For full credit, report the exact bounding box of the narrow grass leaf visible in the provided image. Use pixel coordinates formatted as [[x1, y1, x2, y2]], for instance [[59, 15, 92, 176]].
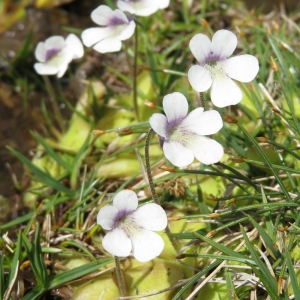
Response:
[[248, 215, 280, 260], [31, 131, 73, 172], [6, 233, 22, 289], [7, 146, 76, 197], [239, 225, 281, 299], [225, 268, 234, 300], [0, 251, 3, 300], [286, 250, 300, 298], [172, 259, 222, 300]]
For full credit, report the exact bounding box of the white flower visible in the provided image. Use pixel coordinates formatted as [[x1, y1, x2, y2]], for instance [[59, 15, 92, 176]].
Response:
[[149, 92, 224, 167], [97, 190, 167, 262], [81, 5, 136, 53], [34, 34, 84, 78], [117, 0, 169, 17], [188, 29, 259, 108]]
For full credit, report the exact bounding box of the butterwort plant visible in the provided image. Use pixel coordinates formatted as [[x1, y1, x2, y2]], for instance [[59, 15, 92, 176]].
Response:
[[117, 0, 170, 16], [97, 190, 167, 262], [188, 29, 259, 107], [149, 92, 224, 167], [34, 34, 84, 78], [81, 5, 136, 53]]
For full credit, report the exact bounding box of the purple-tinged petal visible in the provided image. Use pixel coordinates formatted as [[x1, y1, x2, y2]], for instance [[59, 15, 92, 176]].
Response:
[[44, 36, 65, 51], [34, 63, 58, 75], [211, 30, 237, 60], [93, 38, 122, 53], [65, 34, 84, 59], [163, 92, 188, 124], [188, 65, 212, 92], [188, 136, 224, 165], [149, 113, 167, 138], [163, 140, 194, 167], [117, 0, 159, 16], [221, 55, 259, 82], [210, 76, 242, 107], [113, 190, 138, 212], [132, 203, 167, 231], [35, 42, 46, 62], [81, 27, 111, 47], [118, 21, 136, 41], [91, 5, 127, 26], [131, 229, 164, 262], [97, 206, 119, 230], [180, 108, 223, 136], [158, 0, 169, 9], [189, 33, 211, 65], [102, 228, 132, 257], [56, 63, 69, 78]]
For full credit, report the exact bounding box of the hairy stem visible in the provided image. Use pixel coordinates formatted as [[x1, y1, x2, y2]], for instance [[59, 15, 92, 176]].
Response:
[[114, 256, 127, 297], [145, 129, 160, 205], [199, 92, 205, 109], [145, 129, 179, 252], [133, 26, 140, 122]]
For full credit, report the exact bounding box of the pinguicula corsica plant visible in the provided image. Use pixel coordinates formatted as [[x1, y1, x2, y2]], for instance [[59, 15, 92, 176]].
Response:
[[18, 1, 267, 299], [188, 29, 259, 107]]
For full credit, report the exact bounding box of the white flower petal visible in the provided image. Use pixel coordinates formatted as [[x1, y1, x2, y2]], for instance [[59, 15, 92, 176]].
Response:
[[97, 206, 119, 230], [132, 203, 167, 231], [189, 136, 224, 165], [91, 5, 126, 26], [93, 38, 122, 53], [35, 42, 46, 62], [149, 113, 167, 138], [113, 190, 138, 212], [188, 65, 212, 92], [221, 55, 259, 82], [117, 0, 159, 16], [163, 92, 188, 124], [118, 21, 136, 41], [211, 30, 237, 60], [102, 228, 132, 257], [44, 36, 65, 50], [116, 1, 136, 15], [34, 63, 58, 75], [210, 76, 242, 107], [131, 229, 164, 262], [158, 0, 169, 9], [189, 34, 211, 65], [81, 27, 111, 47], [180, 108, 223, 136], [65, 34, 84, 59], [56, 63, 69, 78], [163, 140, 194, 167]]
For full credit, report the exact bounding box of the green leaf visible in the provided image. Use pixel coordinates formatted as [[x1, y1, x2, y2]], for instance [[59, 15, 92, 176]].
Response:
[[30, 131, 73, 172], [225, 268, 235, 300], [247, 215, 280, 260], [172, 259, 222, 300], [6, 234, 22, 289], [22, 259, 114, 300], [7, 146, 76, 197], [286, 250, 300, 298], [239, 225, 281, 300]]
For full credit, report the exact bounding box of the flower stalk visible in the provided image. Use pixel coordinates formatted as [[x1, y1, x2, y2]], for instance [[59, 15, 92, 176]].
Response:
[[144, 128, 179, 252], [114, 256, 127, 297], [199, 92, 205, 109]]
